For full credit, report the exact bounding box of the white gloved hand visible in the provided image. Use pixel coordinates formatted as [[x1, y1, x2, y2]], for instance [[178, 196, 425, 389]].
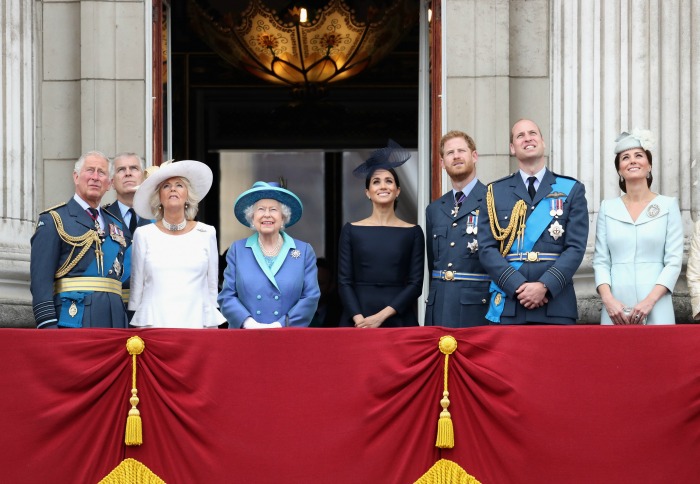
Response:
[[243, 318, 283, 329]]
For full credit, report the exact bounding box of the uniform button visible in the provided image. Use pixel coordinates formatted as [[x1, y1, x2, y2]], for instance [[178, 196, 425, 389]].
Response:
[[447, 263, 453, 268], [256, 310, 261, 315], [108, 270, 113, 275], [256, 295, 262, 300], [274, 295, 279, 300], [482, 299, 487, 304], [531, 205, 535, 210], [274, 310, 279, 316], [433, 234, 437, 239], [450, 242, 455, 247], [452, 222, 457, 227]]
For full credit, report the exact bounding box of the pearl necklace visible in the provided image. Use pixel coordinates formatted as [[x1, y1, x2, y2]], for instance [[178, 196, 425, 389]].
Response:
[[259, 234, 283, 257], [163, 217, 187, 231]]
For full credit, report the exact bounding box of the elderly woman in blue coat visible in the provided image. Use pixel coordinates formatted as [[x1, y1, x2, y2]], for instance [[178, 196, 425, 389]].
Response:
[[593, 129, 683, 325], [218, 182, 320, 328]]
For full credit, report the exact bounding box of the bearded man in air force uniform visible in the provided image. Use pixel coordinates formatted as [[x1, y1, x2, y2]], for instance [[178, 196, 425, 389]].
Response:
[[425, 130, 490, 327]]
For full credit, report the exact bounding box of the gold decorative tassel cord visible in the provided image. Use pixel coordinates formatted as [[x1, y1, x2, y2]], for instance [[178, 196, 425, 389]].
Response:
[[125, 336, 145, 446], [436, 335, 457, 449]]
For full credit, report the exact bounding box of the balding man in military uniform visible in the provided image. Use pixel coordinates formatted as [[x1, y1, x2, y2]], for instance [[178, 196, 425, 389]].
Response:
[[30, 151, 128, 328], [103, 152, 151, 321], [477, 119, 588, 325]]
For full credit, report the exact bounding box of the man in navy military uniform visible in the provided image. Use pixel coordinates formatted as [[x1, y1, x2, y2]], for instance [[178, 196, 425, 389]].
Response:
[[425, 130, 490, 327], [103, 152, 151, 321], [477, 119, 588, 325], [30, 151, 128, 328]]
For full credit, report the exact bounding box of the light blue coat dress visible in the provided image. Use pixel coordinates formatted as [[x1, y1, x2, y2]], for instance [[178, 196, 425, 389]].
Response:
[[218, 232, 320, 328], [593, 195, 683, 325]]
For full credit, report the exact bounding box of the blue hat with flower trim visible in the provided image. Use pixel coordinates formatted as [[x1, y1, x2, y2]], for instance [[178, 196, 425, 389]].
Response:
[[352, 139, 411, 178], [614, 128, 655, 154], [234, 181, 303, 228]]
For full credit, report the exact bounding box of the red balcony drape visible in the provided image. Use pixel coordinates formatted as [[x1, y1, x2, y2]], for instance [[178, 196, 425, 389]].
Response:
[[4, 326, 700, 483]]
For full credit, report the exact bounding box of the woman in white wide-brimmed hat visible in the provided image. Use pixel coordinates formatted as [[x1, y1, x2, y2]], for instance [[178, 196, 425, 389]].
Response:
[[128, 160, 226, 328], [593, 130, 682, 325], [217, 181, 320, 328]]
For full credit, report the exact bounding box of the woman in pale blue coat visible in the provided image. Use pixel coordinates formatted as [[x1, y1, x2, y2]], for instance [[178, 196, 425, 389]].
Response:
[[218, 182, 320, 328], [593, 130, 683, 325]]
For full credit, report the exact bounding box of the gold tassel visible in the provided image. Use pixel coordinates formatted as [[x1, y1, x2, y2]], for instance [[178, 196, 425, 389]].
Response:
[[436, 335, 457, 449], [125, 336, 145, 446]]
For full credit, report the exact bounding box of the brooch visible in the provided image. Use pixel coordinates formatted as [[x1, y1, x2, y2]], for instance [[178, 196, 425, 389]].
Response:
[[548, 220, 565, 240], [291, 249, 301, 259], [494, 293, 502, 306], [68, 301, 78, 318], [647, 204, 660, 218]]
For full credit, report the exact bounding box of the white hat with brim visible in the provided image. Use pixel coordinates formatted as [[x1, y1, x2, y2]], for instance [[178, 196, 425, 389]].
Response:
[[234, 181, 303, 228], [132, 160, 213, 219]]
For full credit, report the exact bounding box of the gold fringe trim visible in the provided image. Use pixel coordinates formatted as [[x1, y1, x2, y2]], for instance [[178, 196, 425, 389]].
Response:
[[436, 335, 457, 449], [125, 336, 145, 446], [98, 458, 166, 484], [414, 459, 481, 484], [486, 184, 528, 256]]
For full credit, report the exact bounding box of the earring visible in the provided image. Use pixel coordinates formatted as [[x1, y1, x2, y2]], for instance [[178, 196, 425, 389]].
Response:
[[647, 172, 651, 179], [185, 202, 190, 208], [619, 175, 624, 183], [158, 204, 163, 211]]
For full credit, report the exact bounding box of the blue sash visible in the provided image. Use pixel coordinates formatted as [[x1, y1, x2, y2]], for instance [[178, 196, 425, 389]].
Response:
[[486, 177, 576, 323]]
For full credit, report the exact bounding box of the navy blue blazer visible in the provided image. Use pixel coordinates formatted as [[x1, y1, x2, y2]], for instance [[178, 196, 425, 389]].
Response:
[[218, 233, 320, 327], [30, 197, 128, 328], [477, 169, 588, 324], [425, 181, 490, 327]]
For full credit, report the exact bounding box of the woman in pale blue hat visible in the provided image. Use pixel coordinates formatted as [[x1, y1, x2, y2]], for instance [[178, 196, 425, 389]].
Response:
[[593, 129, 683, 325], [338, 140, 425, 328], [218, 182, 320, 328]]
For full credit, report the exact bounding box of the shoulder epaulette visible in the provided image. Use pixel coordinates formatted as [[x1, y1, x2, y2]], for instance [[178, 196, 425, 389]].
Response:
[[551, 173, 580, 183], [488, 172, 517, 186], [39, 202, 66, 215]]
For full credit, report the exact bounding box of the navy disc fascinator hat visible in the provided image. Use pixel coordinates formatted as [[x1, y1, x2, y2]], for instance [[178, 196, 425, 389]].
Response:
[[352, 139, 411, 178]]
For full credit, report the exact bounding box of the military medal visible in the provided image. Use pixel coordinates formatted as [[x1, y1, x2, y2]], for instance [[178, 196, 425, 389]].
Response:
[[291, 249, 301, 259], [466, 214, 477, 234], [548, 220, 565, 240], [549, 199, 564, 217], [494, 293, 502, 306], [109, 224, 127, 247], [467, 238, 479, 254], [452, 191, 466, 217], [647, 204, 660, 218], [112, 259, 122, 277], [68, 301, 78, 318]]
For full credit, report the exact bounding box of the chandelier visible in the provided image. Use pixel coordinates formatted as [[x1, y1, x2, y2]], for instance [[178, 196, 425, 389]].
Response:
[[188, 0, 417, 97]]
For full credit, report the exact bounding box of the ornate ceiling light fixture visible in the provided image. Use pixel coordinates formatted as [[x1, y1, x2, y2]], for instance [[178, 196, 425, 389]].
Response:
[[188, 0, 417, 98]]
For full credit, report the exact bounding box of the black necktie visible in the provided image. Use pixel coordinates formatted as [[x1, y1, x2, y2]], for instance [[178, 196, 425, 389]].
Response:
[[527, 176, 537, 200], [86, 207, 98, 220], [127, 208, 137, 234], [454, 191, 464, 205]]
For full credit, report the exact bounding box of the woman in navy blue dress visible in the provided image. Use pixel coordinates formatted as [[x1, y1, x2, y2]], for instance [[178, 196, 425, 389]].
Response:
[[338, 141, 425, 328]]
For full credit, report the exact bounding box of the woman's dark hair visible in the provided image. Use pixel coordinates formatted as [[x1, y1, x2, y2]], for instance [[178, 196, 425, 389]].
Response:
[[614, 149, 653, 193], [365, 167, 401, 209]]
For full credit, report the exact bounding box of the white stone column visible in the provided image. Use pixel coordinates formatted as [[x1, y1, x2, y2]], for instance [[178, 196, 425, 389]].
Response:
[[0, 0, 36, 326], [551, 0, 700, 321]]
